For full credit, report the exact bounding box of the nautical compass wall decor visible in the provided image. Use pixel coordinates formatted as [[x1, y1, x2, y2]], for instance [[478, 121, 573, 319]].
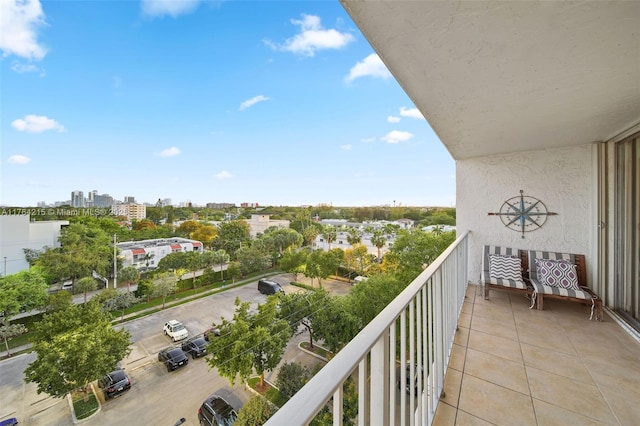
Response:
[[488, 190, 557, 238]]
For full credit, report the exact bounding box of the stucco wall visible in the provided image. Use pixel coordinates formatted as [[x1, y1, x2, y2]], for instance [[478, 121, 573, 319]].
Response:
[[457, 144, 594, 285]]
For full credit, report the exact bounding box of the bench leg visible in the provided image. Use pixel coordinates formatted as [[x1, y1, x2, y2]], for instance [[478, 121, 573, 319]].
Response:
[[595, 299, 603, 321], [484, 284, 489, 300], [536, 294, 544, 311]]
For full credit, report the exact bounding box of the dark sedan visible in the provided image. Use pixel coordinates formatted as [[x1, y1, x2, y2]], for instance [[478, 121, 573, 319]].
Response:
[[181, 336, 208, 359], [97, 369, 131, 399], [197, 394, 237, 426], [158, 347, 189, 372]]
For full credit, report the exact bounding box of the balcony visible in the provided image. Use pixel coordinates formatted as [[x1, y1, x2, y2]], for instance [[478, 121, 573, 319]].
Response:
[[266, 233, 640, 425]]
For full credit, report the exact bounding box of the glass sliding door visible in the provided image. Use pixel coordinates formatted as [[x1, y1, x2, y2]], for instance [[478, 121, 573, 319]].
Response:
[[615, 132, 640, 330]]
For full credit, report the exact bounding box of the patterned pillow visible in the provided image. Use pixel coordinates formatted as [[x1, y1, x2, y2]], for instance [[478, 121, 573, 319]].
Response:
[[488, 254, 522, 281], [535, 258, 579, 290]]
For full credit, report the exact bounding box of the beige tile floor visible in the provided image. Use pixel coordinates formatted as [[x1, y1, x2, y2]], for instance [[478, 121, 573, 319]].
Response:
[[434, 284, 640, 426]]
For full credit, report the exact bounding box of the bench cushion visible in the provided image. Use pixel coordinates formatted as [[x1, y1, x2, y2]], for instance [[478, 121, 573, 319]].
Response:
[[529, 279, 594, 300], [534, 258, 580, 290]]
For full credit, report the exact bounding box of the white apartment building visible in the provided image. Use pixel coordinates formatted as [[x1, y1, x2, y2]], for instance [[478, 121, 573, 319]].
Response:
[[117, 237, 203, 270], [0, 215, 69, 276]]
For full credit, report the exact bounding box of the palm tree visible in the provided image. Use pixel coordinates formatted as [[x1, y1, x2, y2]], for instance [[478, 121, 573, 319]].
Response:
[[75, 276, 97, 303], [370, 230, 387, 259], [321, 225, 337, 250]]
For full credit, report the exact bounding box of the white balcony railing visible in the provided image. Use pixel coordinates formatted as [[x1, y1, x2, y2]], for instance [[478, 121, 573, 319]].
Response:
[[266, 232, 470, 426]]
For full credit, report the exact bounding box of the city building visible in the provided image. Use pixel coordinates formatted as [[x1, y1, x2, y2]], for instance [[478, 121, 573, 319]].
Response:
[[117, 237, 203, 270], [0, 215, 69, 276], [70, 190, 84, 208], [205, 202, 236, 209], [111, 202, 146, 221], [246, 214, 289, 238], [269, 2, 640, 425]]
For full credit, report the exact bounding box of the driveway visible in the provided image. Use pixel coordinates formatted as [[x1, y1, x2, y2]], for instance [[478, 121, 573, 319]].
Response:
[[0, 274, 352, 425]]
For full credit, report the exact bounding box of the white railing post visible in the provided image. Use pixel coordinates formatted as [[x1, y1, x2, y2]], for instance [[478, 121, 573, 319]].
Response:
[[370, 331, 389, 425]]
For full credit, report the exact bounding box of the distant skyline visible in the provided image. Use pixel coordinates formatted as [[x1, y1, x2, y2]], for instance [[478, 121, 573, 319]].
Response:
[[1, 0, 456, 208]]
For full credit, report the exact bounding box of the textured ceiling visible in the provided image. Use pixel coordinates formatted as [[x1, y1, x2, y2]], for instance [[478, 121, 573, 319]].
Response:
[[341, 1, 640, 160]]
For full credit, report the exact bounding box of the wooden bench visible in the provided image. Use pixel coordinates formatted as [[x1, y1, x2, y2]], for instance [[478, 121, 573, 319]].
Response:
[[524, 250, 603, 321], [481, 245, 534, 302]]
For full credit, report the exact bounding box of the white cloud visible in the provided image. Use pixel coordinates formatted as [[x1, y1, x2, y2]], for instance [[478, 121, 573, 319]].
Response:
[[266, 14, 354, 57], [11, 115, 65, 133], [400, 107, 425, 120], [239, 95, 270, 111], [141, 0, 200, 17], [340, 144, 352, 151], [159, 147, 181, 157], [11, 61, 40, 73], [7, 155, 32, 164], [381, 130, 414, 144], [216, 171, 232, 179], [345, 53, 392, 83], [361, 137, 376, 143], [387, 115, 401, 123], [0, 0, 47, 61]]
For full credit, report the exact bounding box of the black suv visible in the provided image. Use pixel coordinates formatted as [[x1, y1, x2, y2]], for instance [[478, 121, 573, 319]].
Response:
[[181, 336, 208, 359], [158, 347, 189, 371], [197, 394, 237, 426], [97, 369, 131, 399]]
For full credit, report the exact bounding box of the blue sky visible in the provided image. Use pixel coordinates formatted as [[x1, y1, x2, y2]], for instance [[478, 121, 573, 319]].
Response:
[[1, 0, 455, 208]]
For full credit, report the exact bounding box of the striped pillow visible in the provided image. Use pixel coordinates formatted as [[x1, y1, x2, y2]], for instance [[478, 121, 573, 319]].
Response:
[[488, 254, 522, 281], [535, 259, 579, 290]]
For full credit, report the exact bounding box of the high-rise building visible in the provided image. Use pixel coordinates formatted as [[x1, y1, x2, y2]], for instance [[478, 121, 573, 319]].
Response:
[[71, 190, 85, 207], [124, 196, 136, 203]]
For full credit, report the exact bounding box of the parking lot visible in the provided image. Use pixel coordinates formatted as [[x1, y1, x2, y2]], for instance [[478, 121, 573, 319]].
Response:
[[0, 275, 352, 425]]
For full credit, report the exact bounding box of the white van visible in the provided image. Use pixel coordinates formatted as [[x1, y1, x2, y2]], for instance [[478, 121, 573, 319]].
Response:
[[353, 276, 368, 284]]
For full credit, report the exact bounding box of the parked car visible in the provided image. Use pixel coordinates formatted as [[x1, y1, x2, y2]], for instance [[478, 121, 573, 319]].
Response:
[[181, 336, 208, 358], [158, 347, 189, 372], [197, 394, 237, 426], [396, 364, 424, 395], [203, 327, 220, 342], [163, 319, 189, 342], [257, 279, 284, 295], [97, 369, 131, 399]]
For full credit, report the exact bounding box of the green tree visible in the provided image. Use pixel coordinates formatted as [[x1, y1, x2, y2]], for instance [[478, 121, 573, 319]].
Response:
[[313, 296, 360, 353], [184, 251, 205, 288], [157, 251, 189, 272], [302, 226, 320, 248], [304, 250, 336, 287], [104, 292, 140, 321], [276, 362, 311, 399], [346, 227, 363, 246], [235, 395, 276, 426], [134, 280, 154, 302], [118, 266, 140, 293], [215, 220, 251, 255], [75, 276, 97, 303], [0, 323, 27, 357], [347, 273, 404, 327], [344, 244, 372, 278], [24, 301, 132, 398], [279, 248, 309, 282], [0, 270, 49, 325], [46, 290, 73, 312], [36, 222, 113, 284], [278, 290, 330, 349], [320, 225, 337, 250], [152, 272, 178, 309], [235, 246, 271, 276], [262, 227, 303, 257], [370, 230, 387, 260], [206, 297, 291, 388], [207, 249, 230, 281], [382, 229, 456, 282], [226, 261, 242, 283]]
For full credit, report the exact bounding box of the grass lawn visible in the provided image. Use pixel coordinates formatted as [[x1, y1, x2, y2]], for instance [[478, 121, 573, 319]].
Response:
[[71, 390, 99, 420]]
